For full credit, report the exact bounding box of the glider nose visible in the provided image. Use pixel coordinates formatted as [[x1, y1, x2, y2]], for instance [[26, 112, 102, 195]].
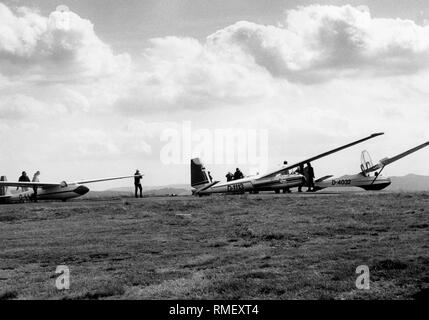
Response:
[[75, 185, 90, 195]]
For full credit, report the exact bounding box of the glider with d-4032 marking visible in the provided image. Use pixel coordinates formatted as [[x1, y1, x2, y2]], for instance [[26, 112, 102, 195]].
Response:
[[191, 133, 384, 196], [313, 141, 429, 191], [0, 174, 143, 204]]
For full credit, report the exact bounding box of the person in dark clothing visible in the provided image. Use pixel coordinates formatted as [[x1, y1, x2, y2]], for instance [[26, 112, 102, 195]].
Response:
[[134, 170, 143, 198], [225, 172, 233, 182], [234, 168, 244, 180], [208, 171, 213, 182], [305, 162, 315, 192], [296, 164, 305, 192], [17, 171, 30, 191]]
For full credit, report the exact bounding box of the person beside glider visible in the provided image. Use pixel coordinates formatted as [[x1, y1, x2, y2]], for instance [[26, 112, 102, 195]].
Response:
[[295, 165, 305, 192], [17, 171, 30, 191], [32, 171, 41, 202], [304, 163, 315, 192], [134, 170, 143, 198], [234, 168, 244, 180]]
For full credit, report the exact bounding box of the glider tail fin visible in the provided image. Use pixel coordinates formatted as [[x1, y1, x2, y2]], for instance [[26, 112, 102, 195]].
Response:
[[0, 176, 9, 196], [191, 158, 210, 188]]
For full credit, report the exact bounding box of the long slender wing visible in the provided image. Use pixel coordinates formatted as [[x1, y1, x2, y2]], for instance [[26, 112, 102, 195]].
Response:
[[76, 175, 144, 185], [0, 175, 143, 188], [363, 141, 429, 174], [259, 132, 384, 179], [0, 182, 60, 188]]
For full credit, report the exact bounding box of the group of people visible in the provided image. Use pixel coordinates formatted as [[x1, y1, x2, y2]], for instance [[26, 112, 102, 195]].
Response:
[[14, 164, 315, 202], [221, 162, 315, 192], [17, 170, 41, 202], [295, 162, 315, 192], [225, 168, 244, 182]]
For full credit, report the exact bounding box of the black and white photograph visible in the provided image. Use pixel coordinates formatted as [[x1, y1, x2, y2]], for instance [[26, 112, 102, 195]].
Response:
[[0, 0, 428, 310]]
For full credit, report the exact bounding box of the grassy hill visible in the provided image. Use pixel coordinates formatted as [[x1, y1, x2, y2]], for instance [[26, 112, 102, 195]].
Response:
[[386, 174, 429, 192]]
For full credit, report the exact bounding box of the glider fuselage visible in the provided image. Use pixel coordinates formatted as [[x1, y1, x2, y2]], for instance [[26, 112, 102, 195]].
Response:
[[197, 173, 305, 195], [0, 183, 89, 204], [314, 174, 392, 191]]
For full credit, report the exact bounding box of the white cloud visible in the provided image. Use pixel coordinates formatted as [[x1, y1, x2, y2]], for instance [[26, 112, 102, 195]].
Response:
[[56, 128, 121, 159], [3, 3, 429, 115], [113, 35, 276, 113], [0, 3, 130, 82], [112, 4, 429, 114], [0, 94, 60, 119], [207, 5, 429, 83]]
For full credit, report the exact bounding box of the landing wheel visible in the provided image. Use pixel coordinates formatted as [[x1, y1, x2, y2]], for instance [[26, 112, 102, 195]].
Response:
[[275, 189, 280, 194], [62, 199, 67, 202]]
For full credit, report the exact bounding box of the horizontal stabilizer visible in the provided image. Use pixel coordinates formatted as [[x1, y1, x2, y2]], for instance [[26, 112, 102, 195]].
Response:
[[193, 181, 219, 195], [315, 175, 334, 183]]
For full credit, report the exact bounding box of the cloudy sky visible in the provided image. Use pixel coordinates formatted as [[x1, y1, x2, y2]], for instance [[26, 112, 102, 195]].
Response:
[[1, 0, 428, 190]]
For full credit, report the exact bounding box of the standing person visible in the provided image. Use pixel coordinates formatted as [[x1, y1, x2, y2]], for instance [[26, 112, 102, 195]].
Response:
[[32, 171, 40, 202], [17, 171, 30, 191], [208, 171, 213, 183], [296, 164, 305, 193], [306, 162, 315, 192], [234, 168, 244, 180], [134, 170, 143, 198]]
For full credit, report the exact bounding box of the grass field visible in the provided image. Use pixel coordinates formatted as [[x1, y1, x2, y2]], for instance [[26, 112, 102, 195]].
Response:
[[0, 192, 428, 300]]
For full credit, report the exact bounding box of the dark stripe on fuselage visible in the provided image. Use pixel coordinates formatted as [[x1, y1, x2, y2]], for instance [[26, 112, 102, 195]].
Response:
[[252, 177, 303, 187], [36, 189, 79, 197]]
